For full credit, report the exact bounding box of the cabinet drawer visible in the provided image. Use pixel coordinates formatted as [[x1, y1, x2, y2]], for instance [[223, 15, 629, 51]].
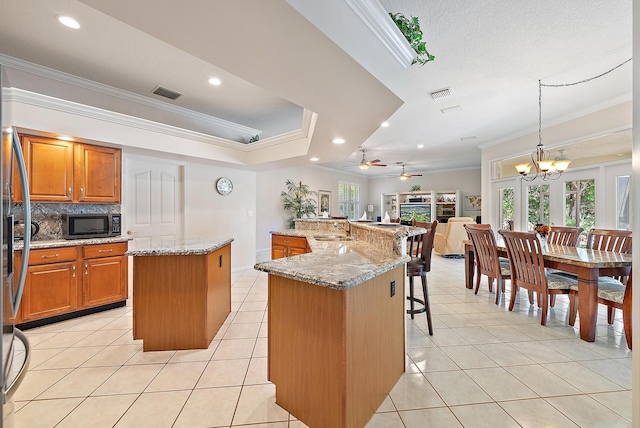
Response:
[[272, 235, 308, 249], [83, 242, 128, 259], [28, 247, 78, 265]]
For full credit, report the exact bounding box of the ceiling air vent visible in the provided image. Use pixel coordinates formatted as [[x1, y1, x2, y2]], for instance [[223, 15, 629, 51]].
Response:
[[429, 87, 452, 100], [152, 86, 182, 100]]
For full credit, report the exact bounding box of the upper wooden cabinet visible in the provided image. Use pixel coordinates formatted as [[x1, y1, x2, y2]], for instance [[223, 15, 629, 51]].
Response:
[[75, 143, 121, 203], [17, 134, 121, 203]]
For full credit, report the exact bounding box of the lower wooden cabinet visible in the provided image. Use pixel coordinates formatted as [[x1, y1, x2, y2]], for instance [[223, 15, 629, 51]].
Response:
[[82, 243, 128, 308], [15, 242, 128, 324], [271, 235, 310, 260]]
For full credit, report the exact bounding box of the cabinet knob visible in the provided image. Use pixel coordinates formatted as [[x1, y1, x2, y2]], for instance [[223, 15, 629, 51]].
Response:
[[126, 230, 136, 235], [68, 187, 72, 197], [84, 262, 88, 275], [81, 187, 85, 197], [72, 265, 76, 277]]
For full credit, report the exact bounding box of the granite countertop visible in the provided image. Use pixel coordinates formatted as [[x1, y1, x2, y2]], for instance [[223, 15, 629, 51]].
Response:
[[13, 236, 132, 250], [255, 226, 424, 290], [125, 238, 234, 256]]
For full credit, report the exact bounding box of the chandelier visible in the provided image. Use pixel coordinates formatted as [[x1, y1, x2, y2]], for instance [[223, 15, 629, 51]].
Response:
[[515, 80, 571, 181], [515, 58, 631, 181]]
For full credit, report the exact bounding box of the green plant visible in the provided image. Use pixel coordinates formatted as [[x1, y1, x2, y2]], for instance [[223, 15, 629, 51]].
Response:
[[281, 179, 318, 228], [389, 13, 434, 66], [410, 184, 421, 192]]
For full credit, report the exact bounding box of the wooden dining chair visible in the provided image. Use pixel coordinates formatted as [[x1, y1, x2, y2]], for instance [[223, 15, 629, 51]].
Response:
[[546, 226, 582, 306], [586, 228, 632, 253], [569, 270, 632, 349], [464, 224, 511, 305], [547, 226, 582, 246], [406, 220, 438, 335], [498, 230, 578, 326]]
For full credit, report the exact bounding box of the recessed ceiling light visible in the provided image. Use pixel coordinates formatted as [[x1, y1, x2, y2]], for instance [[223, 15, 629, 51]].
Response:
[[381, 122, 389, 127], [57, 135, 74, 141], [332, 138, 345, 144], [417, 144, 424, 149], [57, 15, 80, 29], [310, 157, 319, 162], [208, 77, 221, 86]]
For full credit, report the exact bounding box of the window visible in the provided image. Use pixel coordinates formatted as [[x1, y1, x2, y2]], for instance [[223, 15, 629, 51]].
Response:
[[499, 187, 514, 230], [617, 175, 631, 230], [338, 182, 360, 220], [565, 179, 595, 231], [527, 184, 549, 230]]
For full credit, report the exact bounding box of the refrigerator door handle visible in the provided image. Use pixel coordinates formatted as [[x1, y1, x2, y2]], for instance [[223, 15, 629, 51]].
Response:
[[11, 128, 30, 317]]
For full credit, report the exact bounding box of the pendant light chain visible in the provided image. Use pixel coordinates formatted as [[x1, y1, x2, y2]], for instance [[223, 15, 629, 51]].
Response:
[[517, 57, 632, 181]]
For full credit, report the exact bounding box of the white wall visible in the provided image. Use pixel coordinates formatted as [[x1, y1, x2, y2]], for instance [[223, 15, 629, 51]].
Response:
[[368, 168, 482, 219], [255, 166, 369, 254]]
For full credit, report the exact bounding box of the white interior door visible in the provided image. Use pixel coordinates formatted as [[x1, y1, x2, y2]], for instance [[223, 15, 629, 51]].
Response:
[[123, 156, 184, 250]]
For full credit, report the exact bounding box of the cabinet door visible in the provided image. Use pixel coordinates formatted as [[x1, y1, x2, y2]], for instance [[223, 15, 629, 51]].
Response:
[[83, 255, 127, 307], [75, 144, 122, 203], [21, 261, 78, 321], [272, 244, 287, 260], [288, 247, 307, 257], [22, 135, 74, 202]]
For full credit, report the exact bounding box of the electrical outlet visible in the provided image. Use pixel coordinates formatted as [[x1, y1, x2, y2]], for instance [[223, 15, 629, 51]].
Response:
[[390, 280, 395, 297]]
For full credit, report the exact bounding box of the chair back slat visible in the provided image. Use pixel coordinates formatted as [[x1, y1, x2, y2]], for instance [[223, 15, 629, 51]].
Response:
[[586, 229, 632, 253], [547, 226, 582, 246], [499, 230, 547, 294]]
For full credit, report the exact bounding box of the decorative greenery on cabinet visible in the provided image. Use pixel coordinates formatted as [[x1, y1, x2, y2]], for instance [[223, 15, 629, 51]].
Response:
[[389, 13, 435, 65]]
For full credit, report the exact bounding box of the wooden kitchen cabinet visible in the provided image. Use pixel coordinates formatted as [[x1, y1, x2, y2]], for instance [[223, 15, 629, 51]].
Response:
[[75, 144, 121, 203], [271, 235, 310, 260], [15, 241, 129, 326], [82, 242, 128, 307], [16, 134, 122, 203], [18, 247, 80, 322], [20, 135, 74, 203]]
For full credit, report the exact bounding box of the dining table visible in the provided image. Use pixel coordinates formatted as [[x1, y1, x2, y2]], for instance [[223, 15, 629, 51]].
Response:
[[464, 240, 632, 342]]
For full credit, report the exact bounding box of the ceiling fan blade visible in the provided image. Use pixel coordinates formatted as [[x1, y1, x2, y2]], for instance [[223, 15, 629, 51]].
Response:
[[370, 163, 387, 167], [369, 159, 381, 164], [409, 173, 423, 177]]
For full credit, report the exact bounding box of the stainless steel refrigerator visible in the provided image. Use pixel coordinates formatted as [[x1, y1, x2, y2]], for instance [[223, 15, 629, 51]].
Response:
[[1, 63, 32, 427]]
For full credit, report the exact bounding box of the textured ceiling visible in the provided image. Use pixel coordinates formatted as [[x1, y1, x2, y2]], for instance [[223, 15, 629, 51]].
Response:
[[0, 0, 633, 174]]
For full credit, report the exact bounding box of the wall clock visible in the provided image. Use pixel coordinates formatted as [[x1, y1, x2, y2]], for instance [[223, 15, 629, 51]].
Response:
[[216, 177, 233, 195]]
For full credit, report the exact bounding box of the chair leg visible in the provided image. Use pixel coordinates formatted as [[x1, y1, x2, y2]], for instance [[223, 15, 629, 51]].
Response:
[[540, 293, 549, 326], [421, 275, 433, 336], [508, 283, 517, 312], [607, 307, 615, 325], [474, 272, 482, 295], [550, 294, 556, 307], [494, 277, 502, 305], [408, 276, 415, 319], [623, 302, 632, 350], [568, 291, 578, 326], [528, 290, 534, 305], [487, 277, 494, 293]]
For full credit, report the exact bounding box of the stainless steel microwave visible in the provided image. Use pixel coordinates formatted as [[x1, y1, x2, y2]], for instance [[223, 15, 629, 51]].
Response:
[[63, 213, 122, 239]]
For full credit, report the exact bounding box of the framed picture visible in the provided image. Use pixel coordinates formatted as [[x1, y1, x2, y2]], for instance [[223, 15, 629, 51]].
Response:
[[318, 190, 331, 214], [465, 195, 481, 211]]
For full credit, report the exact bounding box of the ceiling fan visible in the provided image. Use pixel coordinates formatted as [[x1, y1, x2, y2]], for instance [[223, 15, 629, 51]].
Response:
[[358, 149, 386, 170], [399, 163, 422, 180]]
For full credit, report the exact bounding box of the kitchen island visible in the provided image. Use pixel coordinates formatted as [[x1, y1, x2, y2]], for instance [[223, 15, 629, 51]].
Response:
[[255, 221, 423, 428], [127, 238, 233, 351]]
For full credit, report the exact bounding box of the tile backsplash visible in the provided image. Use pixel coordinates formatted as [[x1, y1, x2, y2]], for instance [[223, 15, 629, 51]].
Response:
[[12, 203, 120, 241]]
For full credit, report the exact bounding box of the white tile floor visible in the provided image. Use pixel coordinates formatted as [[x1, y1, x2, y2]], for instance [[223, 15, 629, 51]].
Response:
[[14, 256, 632, 427]]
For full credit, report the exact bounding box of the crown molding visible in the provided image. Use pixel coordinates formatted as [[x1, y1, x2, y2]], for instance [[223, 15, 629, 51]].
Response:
[[0, 54, 261, 139], [7, 87, 314, 155], [343, 0, 415, 69]]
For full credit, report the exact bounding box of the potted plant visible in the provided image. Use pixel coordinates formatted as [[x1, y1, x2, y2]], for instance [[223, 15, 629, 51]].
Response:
[[281, 179, 318, 228], [389, 13, 434, 65]]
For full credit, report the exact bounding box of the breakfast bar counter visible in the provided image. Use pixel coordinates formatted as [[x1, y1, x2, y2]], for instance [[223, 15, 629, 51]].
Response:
[[255, 222, 423, 428], [127, 238, 233, 351]]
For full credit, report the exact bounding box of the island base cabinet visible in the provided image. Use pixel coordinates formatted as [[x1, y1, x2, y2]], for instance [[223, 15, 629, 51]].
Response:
[[133, 244, 231, 351], [268, 266, 405, 428]]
